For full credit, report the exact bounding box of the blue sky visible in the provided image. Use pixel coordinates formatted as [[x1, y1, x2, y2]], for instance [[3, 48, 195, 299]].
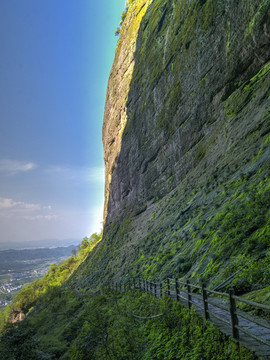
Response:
[[0, 0, 125, 247]]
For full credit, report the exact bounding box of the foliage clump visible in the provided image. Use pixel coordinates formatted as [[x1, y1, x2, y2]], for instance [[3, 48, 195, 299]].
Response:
[[0, 233, 101, 333], [0, 290, 258, 359]]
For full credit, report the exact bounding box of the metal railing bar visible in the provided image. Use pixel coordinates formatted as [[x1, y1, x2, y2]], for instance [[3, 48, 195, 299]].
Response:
[[190, 293, 203, 300], [236, 310, 270, 330], [233, 296, 270, 311], [177, 280, 188, 286], [207, 289, 230, 298], [207, 309, 231, 326], [107, 276, 270, 353], [206, 299, 230, 312], [168, 278, 201, 290], [212, 257, 257, 291], [178, 294, 188, 301], [235, 325, 270, 347], [191, 302, 204, 310], [187, 283, 202, 290]]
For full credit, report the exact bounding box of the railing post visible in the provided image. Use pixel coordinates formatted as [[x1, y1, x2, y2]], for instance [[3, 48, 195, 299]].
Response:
[[187, 280, 192, 309], [167, 278, 170, 296], [160, 282, 163, 298], [201, 281, 209, 320], [175, 278, 179, 301], [154, 282, 157, 297], [229, 288, 239, 341]]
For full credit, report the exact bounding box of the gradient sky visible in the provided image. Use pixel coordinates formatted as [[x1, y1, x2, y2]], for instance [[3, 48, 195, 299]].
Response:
[[0, 0, 125, 247]]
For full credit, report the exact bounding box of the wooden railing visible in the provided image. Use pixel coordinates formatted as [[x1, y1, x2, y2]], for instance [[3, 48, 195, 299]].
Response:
[[107, 277, 270, 355]]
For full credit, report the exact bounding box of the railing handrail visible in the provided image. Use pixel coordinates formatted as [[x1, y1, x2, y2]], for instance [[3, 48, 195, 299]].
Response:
[[116, 277, 269, 311], [206, 288, 230, 298], [107, 275, 270, 354], [233, 294, 270, 311]]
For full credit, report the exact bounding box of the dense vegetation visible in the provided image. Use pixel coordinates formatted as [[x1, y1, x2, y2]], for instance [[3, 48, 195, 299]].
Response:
[[70, 138, 270, 302], [0, 233, 101, 334], [0, 0, 269, 358], [0, 289, 258, 359], [0, 230, 260, 359]]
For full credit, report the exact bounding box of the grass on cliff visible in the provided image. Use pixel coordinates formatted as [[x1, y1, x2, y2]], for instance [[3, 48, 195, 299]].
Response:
[[0, 233, 102, 335], [0, 289, 258, 360]]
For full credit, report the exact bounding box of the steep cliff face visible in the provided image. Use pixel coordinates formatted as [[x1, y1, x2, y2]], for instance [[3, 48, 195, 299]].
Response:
[[103, 0, 270, 229], [103, 0, 153, 224], [1, 3, 269, 357], [71, 0, 269, 289]]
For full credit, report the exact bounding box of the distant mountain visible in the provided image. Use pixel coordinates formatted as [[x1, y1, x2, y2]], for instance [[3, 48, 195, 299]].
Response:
[[0, 239, 80, 251], [0, 246, 76, 273], [0, 246, 76, 263]]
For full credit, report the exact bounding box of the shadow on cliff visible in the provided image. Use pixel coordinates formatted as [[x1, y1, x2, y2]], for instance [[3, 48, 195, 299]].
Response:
[[104, 0, 270, 234], [104, 0, 177, 232]]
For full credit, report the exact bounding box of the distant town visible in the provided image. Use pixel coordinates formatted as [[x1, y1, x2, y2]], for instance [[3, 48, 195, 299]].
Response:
[[0, 246, 75, 308], [0, 268, 48, 307]]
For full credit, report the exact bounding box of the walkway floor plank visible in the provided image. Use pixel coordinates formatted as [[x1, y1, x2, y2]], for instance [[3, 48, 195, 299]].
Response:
[[140, 285, 270, 359]]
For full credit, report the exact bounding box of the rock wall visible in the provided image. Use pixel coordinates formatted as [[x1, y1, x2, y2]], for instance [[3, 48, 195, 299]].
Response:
[[103, 0, 270, 229], [70, 0, 269, 288]]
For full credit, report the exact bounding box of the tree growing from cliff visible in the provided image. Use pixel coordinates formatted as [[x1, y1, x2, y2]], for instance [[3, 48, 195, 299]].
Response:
[[115, 0, 136, 36]]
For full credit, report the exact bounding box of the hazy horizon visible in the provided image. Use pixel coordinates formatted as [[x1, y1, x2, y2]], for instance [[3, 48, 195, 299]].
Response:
[[0, 237, 82, 251]]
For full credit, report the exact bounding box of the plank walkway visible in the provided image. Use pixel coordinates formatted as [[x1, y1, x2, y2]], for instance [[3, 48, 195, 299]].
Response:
[[175, 289, 270, 359], [110, 280, 270, 359], [72, 279, 270, 359]]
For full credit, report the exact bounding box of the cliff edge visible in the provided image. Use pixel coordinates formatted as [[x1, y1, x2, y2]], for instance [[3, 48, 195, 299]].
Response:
[[73, 0, 270, 289]]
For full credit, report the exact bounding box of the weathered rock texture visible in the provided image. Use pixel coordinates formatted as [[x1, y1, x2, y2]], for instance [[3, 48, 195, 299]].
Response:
[[71, 0, 270, 289], [103, 0, 270, 228]]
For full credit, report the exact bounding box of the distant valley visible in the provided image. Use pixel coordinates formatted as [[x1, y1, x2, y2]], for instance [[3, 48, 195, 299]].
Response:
[[0, 246, 76, 308]]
